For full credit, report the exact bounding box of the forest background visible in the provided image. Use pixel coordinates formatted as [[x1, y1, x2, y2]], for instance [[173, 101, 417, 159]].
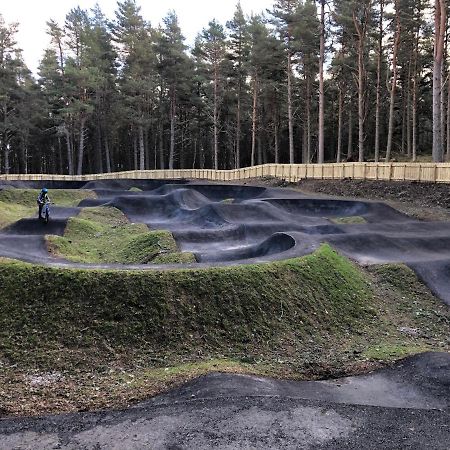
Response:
[[0, 0, 448, 175]]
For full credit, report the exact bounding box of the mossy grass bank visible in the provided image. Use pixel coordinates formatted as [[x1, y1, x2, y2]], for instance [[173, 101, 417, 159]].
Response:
[[46, 206, 196, 264], [0, 245, 448, 416]]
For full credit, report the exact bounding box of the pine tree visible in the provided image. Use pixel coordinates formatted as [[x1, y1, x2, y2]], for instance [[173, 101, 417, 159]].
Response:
[[270, 0, 299, 164], [0, 15, 32, 174], [156, 11, 190, 169], [227, 2, 250, 168], [112, 0, 156, 170], [385, 0, 401, 161], [195, 20, 227, 170], [296, 0, 319, 163], [87, 4, 117, 172]]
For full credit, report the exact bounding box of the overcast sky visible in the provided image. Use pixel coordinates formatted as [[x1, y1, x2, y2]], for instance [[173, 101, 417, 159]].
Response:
[[2, 0, 275, 74]]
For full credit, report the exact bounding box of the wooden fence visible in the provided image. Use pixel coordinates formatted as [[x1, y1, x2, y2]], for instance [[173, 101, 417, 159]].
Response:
[[1, 162, 450, 183]]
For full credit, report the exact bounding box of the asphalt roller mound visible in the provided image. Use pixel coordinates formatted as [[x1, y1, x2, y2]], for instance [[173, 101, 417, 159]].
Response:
[[1, 352, 449, 449], [1, 179, 450, 304]]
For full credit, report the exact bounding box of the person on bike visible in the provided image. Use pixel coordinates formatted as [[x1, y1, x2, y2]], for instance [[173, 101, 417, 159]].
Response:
[[37, 188, 50, 219]]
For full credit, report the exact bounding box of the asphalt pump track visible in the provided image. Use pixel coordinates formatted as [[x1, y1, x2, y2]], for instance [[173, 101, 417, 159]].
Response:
[[1, 179, 450, 305], [0, 179, 449, 448]]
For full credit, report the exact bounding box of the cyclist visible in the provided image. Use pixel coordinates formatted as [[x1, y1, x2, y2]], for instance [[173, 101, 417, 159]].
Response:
[[37, 188, 51, 220]]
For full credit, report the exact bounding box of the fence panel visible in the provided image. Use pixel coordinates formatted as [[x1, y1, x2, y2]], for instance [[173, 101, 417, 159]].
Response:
[[2, 163, 450, 183]]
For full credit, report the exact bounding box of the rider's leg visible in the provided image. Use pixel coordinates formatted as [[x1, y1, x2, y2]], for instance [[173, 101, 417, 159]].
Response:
[[38, 204, 43, 218]]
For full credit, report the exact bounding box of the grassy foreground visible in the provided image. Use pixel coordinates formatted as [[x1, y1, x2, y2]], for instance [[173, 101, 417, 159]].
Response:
[[0, 245, 448, 416], [47, 207, 196, 264]]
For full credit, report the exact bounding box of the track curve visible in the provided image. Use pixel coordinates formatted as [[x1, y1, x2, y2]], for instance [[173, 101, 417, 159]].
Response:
[[1, 179, 450, 304]]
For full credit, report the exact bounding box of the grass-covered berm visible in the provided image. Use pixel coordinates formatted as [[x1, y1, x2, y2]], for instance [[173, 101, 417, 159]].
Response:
[[0, 244, 449, 416], [47, 207, 196, 264]]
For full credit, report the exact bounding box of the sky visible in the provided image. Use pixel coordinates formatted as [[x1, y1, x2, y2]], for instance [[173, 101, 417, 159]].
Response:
[[2, 0, 275, 74]]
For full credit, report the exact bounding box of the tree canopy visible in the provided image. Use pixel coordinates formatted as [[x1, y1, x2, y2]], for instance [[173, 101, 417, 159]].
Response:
[[0, 0, 449, 174]]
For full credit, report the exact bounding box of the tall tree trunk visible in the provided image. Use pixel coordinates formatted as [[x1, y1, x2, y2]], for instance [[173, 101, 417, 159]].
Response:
[[159, 122, 164, 169], [169, 88, 176, 170], [105, 135, 112, 173], [76, 116, 86, 175], [4, 144, 10, 175], [251, 75, 258, 166], [51, 145, 57, 174], [447, 76, 450, 160], [353, 8, 368, 162], [64, 126, 73, 175], [96, 125, 103, 174], [274, 119, 279, 164], [2, 100, 9, 174], [357, 45, 364, 161], [158, 86, 165, 170], [401, 74, 407, 154], [25, 141, 29, 174], [337, 87, 343, 162], [287, 51, 294, 164], [302, 121, 308, 163], [347, 102, 353, 160], [386, 2, 401, 162], [57, 136, 63, 174], [374, 0, 384, 162], [212, 59, 222, 170], [318, 0, 325, 163], [412, 18, 420, 162], [192, 139, 197, 169], [133, 132, 138, 170], [441, 30, 447, 152], [145, 128, 150, 170], [306, 73, 311, 163], [20, 136, 28, 174], [138, 125, 145, 171], [432, 0, 446, 162], [257, 133, 262, 165], [406, 63, 412, 158], [236, 81, 241, 169]]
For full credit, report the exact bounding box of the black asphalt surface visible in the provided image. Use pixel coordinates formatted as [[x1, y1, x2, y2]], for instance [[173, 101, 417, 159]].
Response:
[[1, 179, 450, 305], [0, 353, 449, 449]]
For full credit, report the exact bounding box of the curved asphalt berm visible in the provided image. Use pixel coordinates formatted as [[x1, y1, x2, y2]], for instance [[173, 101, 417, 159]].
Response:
[[1, 179, 450, 304], [0, 353, 448, 449]]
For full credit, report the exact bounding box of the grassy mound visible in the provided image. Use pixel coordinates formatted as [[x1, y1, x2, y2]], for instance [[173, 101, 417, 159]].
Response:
[[0, 245, 448, 416], [0, 188, 96, 229], [47, 207, 196, 264], [0, 245, 371, 370]]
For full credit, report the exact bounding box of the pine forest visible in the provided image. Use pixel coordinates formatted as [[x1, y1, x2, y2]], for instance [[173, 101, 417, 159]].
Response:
[[0, 0, 449, 175]]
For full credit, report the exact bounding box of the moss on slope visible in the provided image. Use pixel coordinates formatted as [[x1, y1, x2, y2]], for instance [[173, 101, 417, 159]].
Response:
[[47, 207, 196, 264], [0, 245, 371, 370]]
